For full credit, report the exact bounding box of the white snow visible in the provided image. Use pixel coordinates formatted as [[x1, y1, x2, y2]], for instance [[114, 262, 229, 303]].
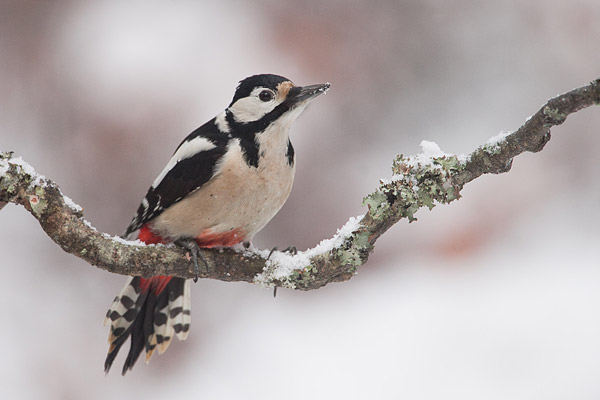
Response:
[[486, 131, 511, 147], [407, 140, 450, 167], [3, 156, 84, 213], [0, 158, 8, 177], [103, 233, 149, 247], [381, 140, 453, 187], [420, 140, 447, 157], [79, 217, 151, 247], [7, 156, 47, 187], [380, 173, 409, 188], [253, 215, 364, 286], [60, 190, 83, 213], [81, 218, 96, 229], [457, 153, 471, 163]]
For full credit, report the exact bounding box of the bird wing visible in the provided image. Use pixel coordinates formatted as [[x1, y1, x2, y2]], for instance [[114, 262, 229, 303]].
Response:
[[123, 120, 229, 238]]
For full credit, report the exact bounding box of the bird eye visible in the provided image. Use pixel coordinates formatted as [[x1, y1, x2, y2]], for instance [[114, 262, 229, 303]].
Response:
[[258, 90, 274, 102]]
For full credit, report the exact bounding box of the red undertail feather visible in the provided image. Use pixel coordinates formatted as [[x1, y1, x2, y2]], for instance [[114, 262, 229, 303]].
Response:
[[138, 224, 166, 244], [195, 228, 245, 247], [139, 223, 245, 247]]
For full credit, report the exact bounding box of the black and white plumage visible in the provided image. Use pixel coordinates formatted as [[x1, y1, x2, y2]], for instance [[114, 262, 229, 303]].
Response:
[[104, 74, 330, 374], [123, 74, 330, 241], [104, 277, 191, 373], [124, 128, 229, 238]]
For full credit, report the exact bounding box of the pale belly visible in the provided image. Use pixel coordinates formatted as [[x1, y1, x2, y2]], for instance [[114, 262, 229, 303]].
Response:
[[150, 140, 295, 242]]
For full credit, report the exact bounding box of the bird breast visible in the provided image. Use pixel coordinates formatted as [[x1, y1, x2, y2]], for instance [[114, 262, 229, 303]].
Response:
[[150, 133, 295, 242]]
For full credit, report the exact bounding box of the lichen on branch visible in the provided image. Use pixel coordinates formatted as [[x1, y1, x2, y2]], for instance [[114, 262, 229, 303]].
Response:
[[1, 78, 599, 290]]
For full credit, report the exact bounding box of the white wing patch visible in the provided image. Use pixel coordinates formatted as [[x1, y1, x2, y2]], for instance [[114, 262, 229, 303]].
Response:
[[152, 136, 216, 189]]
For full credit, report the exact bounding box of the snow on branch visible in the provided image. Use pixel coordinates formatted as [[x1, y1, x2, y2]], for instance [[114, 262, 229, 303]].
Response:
[[1, 78, 599, 290]]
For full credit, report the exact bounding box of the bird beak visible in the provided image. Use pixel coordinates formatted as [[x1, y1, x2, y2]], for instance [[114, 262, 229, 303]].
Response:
[[291, 82, 331, 103]]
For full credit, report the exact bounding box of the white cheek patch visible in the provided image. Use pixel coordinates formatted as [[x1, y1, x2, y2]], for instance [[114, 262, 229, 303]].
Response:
[[152, 136, 216, 188], [229, 87, 281, 123], [229, 97, 273, 123]]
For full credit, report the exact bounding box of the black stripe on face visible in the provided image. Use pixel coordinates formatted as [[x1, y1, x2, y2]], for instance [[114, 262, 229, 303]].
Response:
[[225, 99, 295, 168], [225, 110, 260, 168]]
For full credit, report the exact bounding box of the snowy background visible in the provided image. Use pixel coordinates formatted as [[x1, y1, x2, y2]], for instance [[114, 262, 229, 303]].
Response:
[[2, 1, 600, 399]]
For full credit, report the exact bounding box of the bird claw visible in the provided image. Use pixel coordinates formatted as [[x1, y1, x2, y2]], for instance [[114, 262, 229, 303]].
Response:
[[281, 245, 297, 255], [267, 245, 297, 260], [175, 237, 209, 282], [267, 246, 278, 261]]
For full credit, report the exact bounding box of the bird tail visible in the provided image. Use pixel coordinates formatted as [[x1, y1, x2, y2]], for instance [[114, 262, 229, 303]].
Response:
[[103, 276, 191, 375]]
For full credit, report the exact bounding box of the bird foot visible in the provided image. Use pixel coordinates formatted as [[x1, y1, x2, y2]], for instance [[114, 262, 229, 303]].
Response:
[[267, 245, 297, 260], [175, 237, 209, 282]]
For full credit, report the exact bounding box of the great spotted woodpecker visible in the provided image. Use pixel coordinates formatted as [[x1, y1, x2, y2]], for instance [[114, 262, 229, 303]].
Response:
[[103, 74, 330, 375]]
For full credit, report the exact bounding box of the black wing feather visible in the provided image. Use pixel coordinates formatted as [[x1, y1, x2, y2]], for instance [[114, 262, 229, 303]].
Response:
[[123, 120, 229, 237]]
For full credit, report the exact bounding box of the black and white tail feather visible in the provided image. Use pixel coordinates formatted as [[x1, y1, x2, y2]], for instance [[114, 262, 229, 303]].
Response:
[[104, 277, 191, 375]]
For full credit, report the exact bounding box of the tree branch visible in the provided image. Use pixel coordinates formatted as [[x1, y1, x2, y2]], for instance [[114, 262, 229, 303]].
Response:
[[1, 79, 599, 290]]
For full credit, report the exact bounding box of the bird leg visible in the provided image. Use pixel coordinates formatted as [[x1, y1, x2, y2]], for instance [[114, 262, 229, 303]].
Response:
[[267, 245, 297, 260], [175, 237, 209, 282]]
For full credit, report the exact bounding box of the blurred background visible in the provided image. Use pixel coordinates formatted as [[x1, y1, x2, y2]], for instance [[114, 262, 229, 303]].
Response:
[[2, 0, 600, 399]]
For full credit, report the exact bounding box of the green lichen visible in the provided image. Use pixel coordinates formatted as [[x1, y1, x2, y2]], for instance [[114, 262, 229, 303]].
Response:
[[4, 177, 18, 195], [1, 155, 35, 195], [332, 229, 370, 271], [362, 190, 389, 219], [0, 165, 18, 195], [543, 106, 567, 123], [29, 186, 48, 216], [280, 263, 318, 289], [370, 154, 465, 224], [434, 156, 463, 172], [257, 152, 467, 290]]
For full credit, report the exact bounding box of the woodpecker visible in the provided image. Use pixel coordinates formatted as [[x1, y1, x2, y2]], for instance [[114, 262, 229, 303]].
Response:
[[103, 74, 330, 375]]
